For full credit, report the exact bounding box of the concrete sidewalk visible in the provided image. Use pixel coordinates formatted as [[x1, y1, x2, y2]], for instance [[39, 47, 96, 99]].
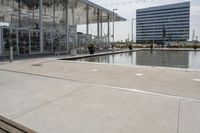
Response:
[[0, 58, 200, 133]]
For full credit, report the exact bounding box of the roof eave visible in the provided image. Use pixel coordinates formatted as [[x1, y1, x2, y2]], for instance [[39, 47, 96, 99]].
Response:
[[79, 0, 126, 21]]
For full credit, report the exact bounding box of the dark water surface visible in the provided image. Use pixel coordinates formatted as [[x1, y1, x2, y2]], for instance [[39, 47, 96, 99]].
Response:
[[75, 51, 200, 69]]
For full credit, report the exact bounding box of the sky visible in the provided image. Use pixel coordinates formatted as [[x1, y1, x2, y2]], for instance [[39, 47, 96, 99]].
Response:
[[77, 0, 200, 42]]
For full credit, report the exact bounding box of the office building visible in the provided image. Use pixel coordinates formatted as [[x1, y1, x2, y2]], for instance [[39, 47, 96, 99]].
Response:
[[136, 2, 190, 44]]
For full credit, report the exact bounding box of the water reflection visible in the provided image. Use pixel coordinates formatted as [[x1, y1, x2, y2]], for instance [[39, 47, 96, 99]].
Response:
[[76, 51, 200, 69], [189, 51, 200, 69], [136, 51, 189, 68]]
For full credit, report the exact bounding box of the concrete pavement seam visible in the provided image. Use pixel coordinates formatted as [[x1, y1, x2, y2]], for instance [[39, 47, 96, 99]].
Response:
[[12, 87, 84, 120], [177, 99, 181, 133], [1, 68, 200, 103]]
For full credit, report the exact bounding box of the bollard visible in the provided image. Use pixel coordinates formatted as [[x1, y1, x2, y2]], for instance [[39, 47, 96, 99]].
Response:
[[10, 46, 13, 62]]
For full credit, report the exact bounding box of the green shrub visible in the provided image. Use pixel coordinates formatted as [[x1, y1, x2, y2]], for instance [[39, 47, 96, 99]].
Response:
[[87, 42, 96, 48]]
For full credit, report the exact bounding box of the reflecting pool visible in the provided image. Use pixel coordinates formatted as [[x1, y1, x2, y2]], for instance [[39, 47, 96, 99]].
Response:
[[75, 51, 200, 69]]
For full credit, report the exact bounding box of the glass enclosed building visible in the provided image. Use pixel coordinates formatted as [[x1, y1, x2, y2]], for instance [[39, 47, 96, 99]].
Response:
[[0, 0, 126, 57], [136, 2, 190, 44]]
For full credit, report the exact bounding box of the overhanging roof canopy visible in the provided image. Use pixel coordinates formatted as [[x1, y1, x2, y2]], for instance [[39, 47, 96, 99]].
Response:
[[68, 0, 126, 25], [0, 0, 126, 27]]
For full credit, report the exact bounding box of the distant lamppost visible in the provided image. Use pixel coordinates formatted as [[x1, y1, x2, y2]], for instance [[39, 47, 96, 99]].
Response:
[[194, 36, 198, 50], [153, 23, 155, 45], [131, 18, 136, 42], [128, 33, 130, 41], [112, 8, 118, 43]]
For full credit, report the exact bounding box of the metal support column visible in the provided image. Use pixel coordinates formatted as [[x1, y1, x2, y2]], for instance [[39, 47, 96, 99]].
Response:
[[72, 1, 75, 50], [39, 0, 44, 54], [107, 14, 110, 44], [65, 0, 69, 53], [28, 30, 31, 54], [97, 9, 100, 50], [112, 17, 114, 42], [53, 0, 56, 28], [18, 0, 21, 27], [16, 29, 19, 55], [86, 5, 89, 42], [112, 9, 118, 43], [131, 19, 133, 42], [0, 27, 2, 56], [131, 18, 135, 42], [100, 11, 103, 48]]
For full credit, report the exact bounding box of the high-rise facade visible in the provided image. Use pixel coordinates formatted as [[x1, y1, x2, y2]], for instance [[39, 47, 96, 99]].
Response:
[[136, 2, 190, 44]]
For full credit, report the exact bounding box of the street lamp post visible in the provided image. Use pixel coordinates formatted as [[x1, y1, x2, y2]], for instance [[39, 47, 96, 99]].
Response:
[[131, 18, 136, 42], [112, 9, 118, 43], [153, 23, 155, 45]]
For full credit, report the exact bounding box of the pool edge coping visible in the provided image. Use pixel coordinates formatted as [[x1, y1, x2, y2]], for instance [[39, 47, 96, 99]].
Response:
[[59, 48, 200, 60], [59, 48, 200, 72]]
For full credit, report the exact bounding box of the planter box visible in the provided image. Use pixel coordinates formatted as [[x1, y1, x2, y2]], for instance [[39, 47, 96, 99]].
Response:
[[88, 47, 95, 54]]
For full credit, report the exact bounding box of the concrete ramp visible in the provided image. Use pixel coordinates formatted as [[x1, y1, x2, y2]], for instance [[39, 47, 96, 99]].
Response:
[[0, 115, 36, 133]]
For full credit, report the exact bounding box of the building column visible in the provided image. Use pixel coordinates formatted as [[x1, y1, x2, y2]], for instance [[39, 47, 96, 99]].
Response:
[[39, 0, 44, 53], [100, 11, 103, 47], [131, 19, 133, 42], [16, 29, 19, 55], [86, 5, 89, 38], [107, 14, 110, 44], [112, 16, 114, 42], [0, 27, 2, 56], [18, 0, 21, 27], [65, 0, 69, 53], [29, 30, 31, 54], [97, 9, 100, 49], [53, 0, 56, 28], [72, 1, 75, 50]]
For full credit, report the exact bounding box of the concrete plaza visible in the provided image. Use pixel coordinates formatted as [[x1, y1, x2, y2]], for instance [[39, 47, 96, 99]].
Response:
[[0, 56, 200, 133]]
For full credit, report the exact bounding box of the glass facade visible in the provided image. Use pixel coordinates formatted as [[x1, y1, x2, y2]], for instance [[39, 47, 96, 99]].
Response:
[[0, 0, 71, 56], [136, 2, 190, 44], [0, 0, 126, 57]]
